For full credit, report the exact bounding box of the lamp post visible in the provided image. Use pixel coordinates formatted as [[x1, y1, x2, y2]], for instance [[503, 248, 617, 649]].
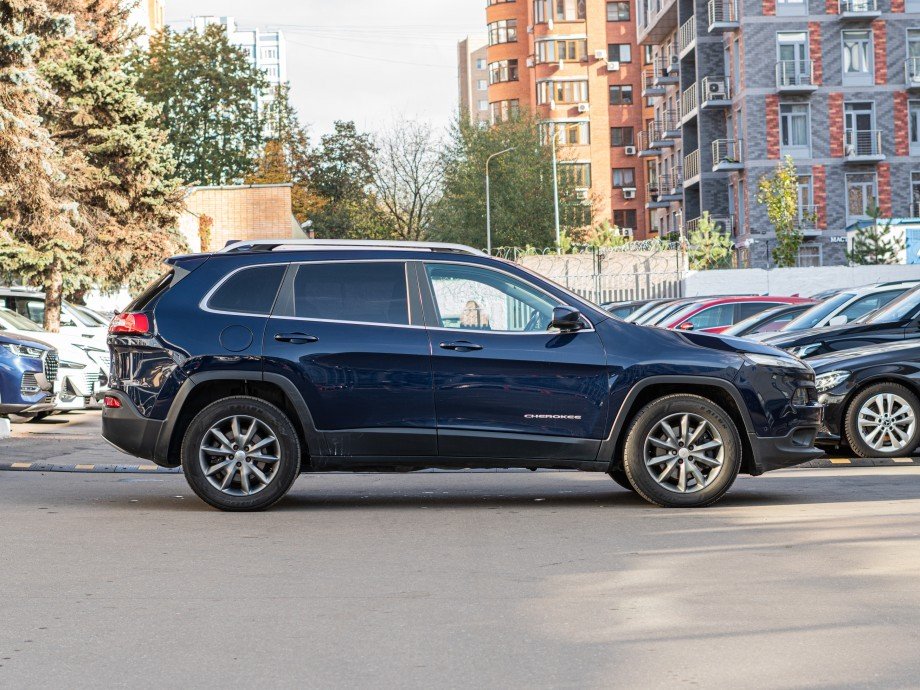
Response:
[[551, 132, 562, 253], [485, 147, 514, 255]]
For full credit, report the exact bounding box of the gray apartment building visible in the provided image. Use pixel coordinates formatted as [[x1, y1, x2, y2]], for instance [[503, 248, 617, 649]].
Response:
[[637, 0, 920, 267]]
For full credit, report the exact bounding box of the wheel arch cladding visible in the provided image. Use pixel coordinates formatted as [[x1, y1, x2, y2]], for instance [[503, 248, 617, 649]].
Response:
[[610, 381, 756, 476]]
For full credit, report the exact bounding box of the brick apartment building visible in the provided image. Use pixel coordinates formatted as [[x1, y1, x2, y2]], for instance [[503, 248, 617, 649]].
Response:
[[483, 0, 651, 238], [637, 0, 920, 267], [458, 36, 491, 125]]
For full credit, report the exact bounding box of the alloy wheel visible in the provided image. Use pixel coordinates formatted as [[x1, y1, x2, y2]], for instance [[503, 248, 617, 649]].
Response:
[[643, 412, 725, 494], [198, 415, 281, 496], [857, 393, 917, 453]]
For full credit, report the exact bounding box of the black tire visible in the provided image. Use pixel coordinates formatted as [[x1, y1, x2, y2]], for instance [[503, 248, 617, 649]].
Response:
[[181, 396, 302, 511], [844, 382, 920, 459], [607, 467, 637, 492], [27, 412, 53, 422], [622, 394, 742, 508]]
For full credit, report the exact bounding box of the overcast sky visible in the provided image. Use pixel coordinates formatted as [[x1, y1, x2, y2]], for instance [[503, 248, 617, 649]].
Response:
[[167, 0, 484, 140]]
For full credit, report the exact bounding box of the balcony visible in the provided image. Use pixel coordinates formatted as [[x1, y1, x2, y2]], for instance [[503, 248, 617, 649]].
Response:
[[642, 68, 666, 98], [794, 205, 821, 235], [700, 76, 731, 108], [646, 182, 672, 208], [844, 129, 884, 162], [653, 57, 680, 86], [683, 149, 701, 187], [680, 84, 698, 124], [648, 122, 676, 148], [678, 16, 697, 59], [659, 110, 681, 138], [639, 0, 678, 45], [707, 0, 739, 32], [685, 215, 734, 236], [776, 60, 818, 93], [839, 0, 881, 19], [660, 171, 684, 200], [906, 58, 920, 90], [712, 139, 743, 171], [636, 131, 661, 157]]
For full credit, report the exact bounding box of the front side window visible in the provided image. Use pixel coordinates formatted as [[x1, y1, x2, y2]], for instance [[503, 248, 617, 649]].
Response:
[[488, 19, 518, 45], [425, 264, 560, 332], [837, 290, 905, 322], [842, 30, 872, 85], [290, 262, 409, 325], [609, 85, 634, 105], [679, 304, 735, 330], [208, 264, 286, 315], [780, 103, 810, 156]]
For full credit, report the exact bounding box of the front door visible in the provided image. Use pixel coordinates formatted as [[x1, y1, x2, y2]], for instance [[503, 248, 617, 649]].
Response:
[[420, 261, 609, 462], [263, 260, 436, 457]]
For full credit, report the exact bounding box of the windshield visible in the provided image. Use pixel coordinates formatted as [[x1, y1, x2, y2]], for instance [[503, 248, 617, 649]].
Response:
[[0, 307, 44, 332], [783, 292, 854, 331], [867, 287, 920, 324], [723, 306, 787, 336], [62, 302, 101, 327], [71, 304, 109, 326]]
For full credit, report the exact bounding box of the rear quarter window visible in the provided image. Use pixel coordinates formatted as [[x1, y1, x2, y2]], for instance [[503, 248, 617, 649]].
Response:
[[207, 265, 287, 315]]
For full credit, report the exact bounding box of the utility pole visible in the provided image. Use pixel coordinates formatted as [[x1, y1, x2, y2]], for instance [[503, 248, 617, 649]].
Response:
[[485, 147, 514, 255], [551, 131, 561, 253]]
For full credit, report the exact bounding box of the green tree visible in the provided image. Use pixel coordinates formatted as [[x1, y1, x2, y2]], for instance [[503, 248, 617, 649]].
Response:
[[847, 203, 904, 265], [131, 25, 266, 185], [431, 113, 583, 250], [688, 212, 734, 270], [757, 156, 804, 268]]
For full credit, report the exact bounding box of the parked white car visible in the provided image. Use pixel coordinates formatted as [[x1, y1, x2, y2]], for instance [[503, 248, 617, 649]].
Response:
[[0, 287, 107, 350], [0, 307, 107, 413]]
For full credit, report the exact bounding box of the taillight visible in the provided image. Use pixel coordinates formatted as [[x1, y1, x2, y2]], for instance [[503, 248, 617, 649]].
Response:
[[103, 395, 121, 408], [109, 312, 150, 335]]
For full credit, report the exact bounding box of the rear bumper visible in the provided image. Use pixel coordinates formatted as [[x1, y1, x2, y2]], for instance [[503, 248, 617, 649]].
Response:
[[101, 390, 167, 464]]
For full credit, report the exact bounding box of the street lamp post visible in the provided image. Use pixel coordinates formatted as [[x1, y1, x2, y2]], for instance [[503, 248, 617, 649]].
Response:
[[551, 132, 562, 253], [485, 147, 514, 255]]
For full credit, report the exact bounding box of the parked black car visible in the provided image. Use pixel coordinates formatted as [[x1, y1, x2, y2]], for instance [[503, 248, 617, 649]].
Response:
[[101, 240, 823, 512], [601, 299, 654, 319], [762, 286, 920, 358], [812, 341, 920, 458]]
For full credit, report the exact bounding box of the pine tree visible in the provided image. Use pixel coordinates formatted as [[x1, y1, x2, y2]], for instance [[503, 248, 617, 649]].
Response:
[[131, 25, 266, 185], [847, 203, 904, 265], [688, 212, 734, 270]]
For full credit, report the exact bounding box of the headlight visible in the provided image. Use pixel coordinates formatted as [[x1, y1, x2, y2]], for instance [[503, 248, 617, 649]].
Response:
[[814, 370, 850, 393], [58, 360, 87, 370], [2, 343, 44, 359], [744, 352, 810, 370]]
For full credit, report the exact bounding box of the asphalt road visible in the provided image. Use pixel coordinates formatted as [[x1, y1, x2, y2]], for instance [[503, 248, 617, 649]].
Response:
[[3, 414, 920, 688]]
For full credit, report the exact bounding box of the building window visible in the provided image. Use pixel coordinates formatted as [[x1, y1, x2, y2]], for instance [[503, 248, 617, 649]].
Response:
[[265, 65, 279, 79], [613, 209, 637, 230], [911, 171, 920, 216], [261, 47, 278, 60], [488, 59, 519, 84], [611, 168, 636, 188], [610, 126, 635, 146], [488, 19, 518, 45], [644, 45, 654, 65], [554, 0, 587, 21], [779, 103, 810, 157], [490, 99, 520, 124], [537, 79, 589, 104], [842, 30, 872, 86], [478, 100, 489, 112], [797, 175, 815, 228], [487, 0, 516, 4], [607, 1, 630, 20], [910, 101, 920, 156], [536, 38, 588, 62], [844, 101, 877, 155], [476, 58, 487, 70], [559, 162, 591, 187], [776, 0, 807, 15], [609, 85, 634, 105], [776, 32, 809, 87], [608, 44, 632, 63], [846, 172, 878, 221], [543, 121, 590, 145], [796, 244, 822, 267]]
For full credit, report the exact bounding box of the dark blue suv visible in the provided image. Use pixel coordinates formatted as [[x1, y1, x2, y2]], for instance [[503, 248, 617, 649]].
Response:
[[102, 240, 824, 510], [0, 331, 57, 416]]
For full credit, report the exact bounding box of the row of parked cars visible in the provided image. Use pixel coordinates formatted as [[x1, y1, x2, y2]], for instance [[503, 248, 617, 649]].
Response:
[[0, 287, 110, 419], [603, 279, 920, 459]]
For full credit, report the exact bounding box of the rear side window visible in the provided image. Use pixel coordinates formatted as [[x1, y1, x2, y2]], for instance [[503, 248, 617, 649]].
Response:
[[127, 270, 174, 311], [208, 265, 286, 315], [683, 304, 734, 329], [735, 302, 780, 321], [291, 262, 409, 325]]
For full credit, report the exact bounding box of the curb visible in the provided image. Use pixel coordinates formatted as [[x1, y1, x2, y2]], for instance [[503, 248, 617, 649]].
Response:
[[0, 461, 180, 474], [797, 457, 920, 468]]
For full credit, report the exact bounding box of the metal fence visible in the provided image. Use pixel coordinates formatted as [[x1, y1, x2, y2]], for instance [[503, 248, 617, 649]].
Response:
[[496, 242, 687, 305]]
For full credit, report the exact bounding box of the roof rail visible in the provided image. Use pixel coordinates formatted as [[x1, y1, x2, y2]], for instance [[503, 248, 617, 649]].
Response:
[[217, 239, 487, 257]]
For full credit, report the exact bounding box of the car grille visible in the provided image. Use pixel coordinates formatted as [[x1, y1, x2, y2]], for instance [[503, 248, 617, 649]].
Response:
[[43, 351, 59, 382], [85, 371, 100, 394], [21, 372, 41, 394]]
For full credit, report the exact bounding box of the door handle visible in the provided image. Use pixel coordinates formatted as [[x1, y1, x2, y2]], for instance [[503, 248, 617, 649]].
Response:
[[439, 340, 483, 352], [274, 333, 318, 344]]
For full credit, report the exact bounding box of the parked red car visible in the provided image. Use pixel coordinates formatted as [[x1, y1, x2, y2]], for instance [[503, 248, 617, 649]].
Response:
[[660, 296, 814, 334]]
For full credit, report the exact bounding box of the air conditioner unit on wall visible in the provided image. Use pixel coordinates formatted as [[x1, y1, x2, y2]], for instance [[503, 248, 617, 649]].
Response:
[[575, 189, 589, 200], [624, 145, 637, 155], [577, 103, 590, 113], [607, 61, 620, 72], [623, 187, 637, 199], [621, 227, 634, 237], [526, 57, 535, 68], [594, 49, 607, 60], [708, 80, 728, 99]]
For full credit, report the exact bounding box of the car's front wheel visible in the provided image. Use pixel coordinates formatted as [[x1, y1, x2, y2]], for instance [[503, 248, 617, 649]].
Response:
[[181, 396, 301, 511], [622, 394, 742, 508], [844, 382, 920, 459]]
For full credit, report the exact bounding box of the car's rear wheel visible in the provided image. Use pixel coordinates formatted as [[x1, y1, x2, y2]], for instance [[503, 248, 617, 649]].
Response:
[[844, 382, 920, 459], [181, 396, 301, 511], [622, 394, 742, 508]]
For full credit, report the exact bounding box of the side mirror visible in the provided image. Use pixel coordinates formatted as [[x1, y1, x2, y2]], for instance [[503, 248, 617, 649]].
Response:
[[678, 322, 695, 331], [827, 315, 848, 327], [550, 306, 583, 332]]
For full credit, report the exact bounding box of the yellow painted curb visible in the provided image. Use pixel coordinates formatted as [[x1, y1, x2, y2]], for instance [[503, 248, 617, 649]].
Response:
[[11, 462, 32, 469], [829, 458, 852, 464], [137, 465, 158, 471], [75, 464, 95, 471]]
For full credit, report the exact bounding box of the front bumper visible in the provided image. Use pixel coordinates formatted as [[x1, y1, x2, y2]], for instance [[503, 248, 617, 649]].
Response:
[[0, 395, 57, 416], [101, 390, 166, 464]]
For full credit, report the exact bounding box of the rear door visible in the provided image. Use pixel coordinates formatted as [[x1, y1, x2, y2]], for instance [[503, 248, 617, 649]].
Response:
[[419, 261, 609, 462], [262, 259, 436, 458]]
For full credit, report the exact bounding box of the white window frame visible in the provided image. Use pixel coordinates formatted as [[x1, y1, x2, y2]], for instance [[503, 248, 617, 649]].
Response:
[[779, 103, 811, 158], [910, 101, 920, 156], [845, 172, 878, 223], [842, 30, 873, 86]]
